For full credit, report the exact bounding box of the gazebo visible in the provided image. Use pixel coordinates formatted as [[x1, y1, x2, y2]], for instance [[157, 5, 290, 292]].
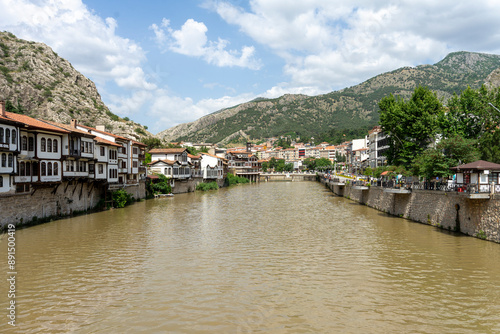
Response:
[[451, 160, 500, 197]]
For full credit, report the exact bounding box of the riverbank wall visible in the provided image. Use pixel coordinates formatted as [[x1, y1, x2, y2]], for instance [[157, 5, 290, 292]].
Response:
[[0, 180, 146, 228], [320, 178, 500, 243]]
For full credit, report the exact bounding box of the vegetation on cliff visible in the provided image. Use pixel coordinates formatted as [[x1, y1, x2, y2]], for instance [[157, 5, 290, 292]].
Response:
[[0, 31, 152, 141]]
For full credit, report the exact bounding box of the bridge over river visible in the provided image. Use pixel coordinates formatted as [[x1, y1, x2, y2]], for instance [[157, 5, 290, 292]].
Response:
[[258, 171, 318, 182]]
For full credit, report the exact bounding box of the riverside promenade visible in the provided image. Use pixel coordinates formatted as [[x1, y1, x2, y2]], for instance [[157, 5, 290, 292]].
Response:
[[320, 173, 500, 243]]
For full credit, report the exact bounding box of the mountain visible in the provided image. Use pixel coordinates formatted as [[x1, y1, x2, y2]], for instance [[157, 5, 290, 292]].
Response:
[[0, 31, 152, 140], [158, 51, 500, 144]]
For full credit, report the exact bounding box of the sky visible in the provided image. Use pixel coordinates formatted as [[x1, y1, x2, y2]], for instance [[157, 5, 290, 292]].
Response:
[[2, 1, 500, 134]]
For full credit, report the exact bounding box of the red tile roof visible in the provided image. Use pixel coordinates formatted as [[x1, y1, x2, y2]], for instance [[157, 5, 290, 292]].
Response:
[[148, 159, 177, 166], [94, 136, 123, 147], [2, 111, 69, 134], [40, 120, 95, 137], [149, 148, 187, 154], [452, 160, 500, 171], [77, 124, 130, 141]]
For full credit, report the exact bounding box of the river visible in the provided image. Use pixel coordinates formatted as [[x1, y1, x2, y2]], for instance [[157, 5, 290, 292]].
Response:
[[1, 181, 500, 333]]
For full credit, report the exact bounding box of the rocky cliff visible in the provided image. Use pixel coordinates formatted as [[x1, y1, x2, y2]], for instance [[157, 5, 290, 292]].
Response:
[[0, 31, 152, 140]]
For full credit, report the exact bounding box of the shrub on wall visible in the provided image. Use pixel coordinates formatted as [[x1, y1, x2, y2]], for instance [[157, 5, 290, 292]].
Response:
[[196, 182, 219, 191], [112, 189, 134, 208], [226, 173, 250, 185]]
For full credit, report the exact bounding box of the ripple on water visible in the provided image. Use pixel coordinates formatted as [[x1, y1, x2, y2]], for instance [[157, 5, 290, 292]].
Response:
[[1, 182, 500, 333]]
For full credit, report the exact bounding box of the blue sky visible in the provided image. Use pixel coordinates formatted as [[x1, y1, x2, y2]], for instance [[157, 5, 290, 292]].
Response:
[[2, 1, 500, 134]]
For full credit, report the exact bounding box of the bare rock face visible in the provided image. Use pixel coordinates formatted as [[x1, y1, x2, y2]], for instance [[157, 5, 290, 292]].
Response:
[[485, 68, 500, 88], [0, 31, 152, 141]]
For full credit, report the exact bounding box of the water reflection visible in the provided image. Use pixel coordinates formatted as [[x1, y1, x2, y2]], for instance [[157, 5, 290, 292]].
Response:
[[1, 181, 499, 333]]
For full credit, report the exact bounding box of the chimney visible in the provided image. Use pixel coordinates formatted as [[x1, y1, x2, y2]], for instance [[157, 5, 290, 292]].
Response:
[[96, 125, 106, 132], [71, 119, 77, 128], [0, 100, 5, 117]]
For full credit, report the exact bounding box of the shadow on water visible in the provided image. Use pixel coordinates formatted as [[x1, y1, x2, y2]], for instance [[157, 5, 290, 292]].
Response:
[[376, 211, 466, 238]]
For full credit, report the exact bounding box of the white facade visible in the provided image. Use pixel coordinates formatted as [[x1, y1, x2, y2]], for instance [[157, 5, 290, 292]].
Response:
[[200, 153, 224, 179]]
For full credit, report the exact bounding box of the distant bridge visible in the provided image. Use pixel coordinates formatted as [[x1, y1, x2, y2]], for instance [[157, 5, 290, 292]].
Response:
[[259, 172, 317, 182]]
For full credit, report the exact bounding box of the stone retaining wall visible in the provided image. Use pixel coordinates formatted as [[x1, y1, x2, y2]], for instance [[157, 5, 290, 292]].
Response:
[[1, 180, 147, 228], [321, 178, 500, 243]]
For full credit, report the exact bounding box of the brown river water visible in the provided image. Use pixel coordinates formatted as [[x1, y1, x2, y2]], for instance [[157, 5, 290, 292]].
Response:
[[1, 181, 500, 333]]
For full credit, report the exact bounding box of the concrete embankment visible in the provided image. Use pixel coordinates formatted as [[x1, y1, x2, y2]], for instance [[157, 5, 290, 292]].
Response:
[[320, 177, 500, 243]]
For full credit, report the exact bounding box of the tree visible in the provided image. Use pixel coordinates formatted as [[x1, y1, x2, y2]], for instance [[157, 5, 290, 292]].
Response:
[[363, 167, 373, 177], [379, 86, 444, 168], [261, 161, 269, 172], [142, 137, 163, 151], [443, 85, 500, 163], [412, 135, 480, 180], [303, 157, 316, 170]]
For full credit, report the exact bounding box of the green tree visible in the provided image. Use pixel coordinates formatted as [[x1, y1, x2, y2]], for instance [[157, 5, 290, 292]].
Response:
[[147, 174, 172, 196], [142, 137, 163, 151], [363, 167, 373, 177], [303, 157, 316, 170], [379, 86, 444, 168], [442, 85, 500, 162], [261, 161, 269, 172], [412, 135, 480, 179]]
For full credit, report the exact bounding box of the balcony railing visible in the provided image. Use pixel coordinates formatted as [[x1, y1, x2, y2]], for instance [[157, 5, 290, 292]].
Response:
[[377, 181, 497, 195]]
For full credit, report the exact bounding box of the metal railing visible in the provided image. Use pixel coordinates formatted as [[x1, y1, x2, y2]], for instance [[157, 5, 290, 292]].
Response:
[[321, 172, 498, 195]]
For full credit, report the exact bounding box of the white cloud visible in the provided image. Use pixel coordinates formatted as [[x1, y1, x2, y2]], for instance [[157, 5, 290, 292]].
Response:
[[0, 0, 152, 90], [107, 90, 154, 117], [148, 89, 255, 131], [150, 18, 262, 70], [211, 0, 500, 93]]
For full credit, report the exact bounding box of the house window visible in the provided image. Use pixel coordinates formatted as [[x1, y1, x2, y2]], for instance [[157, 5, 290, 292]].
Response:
[[28, 137, 34, 151], [133, 161, 138, 168], [0, 128, 3, 143], [41, 162, 46, 176], [32, 162, 38, 176], [6, 129, 10, 144], [11, 130, 16, 144], [89, 164, 95, 174], [25, 162, 31, 176], [8, 154, 13, 167], [0, 175, 2, 187], [1, 153, 6, 167], [100, 146, 105, 156], [489, 172, 499, 184], [47, 139, 52, 153], [41, 138, 46, 152], [22, 136, 27, 151], [54, 162, 58, 176], [98, 164, 103, 174], [133, 147, 138, 155], [53, 139, 58, 153], [47, 162, 52, 176]]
